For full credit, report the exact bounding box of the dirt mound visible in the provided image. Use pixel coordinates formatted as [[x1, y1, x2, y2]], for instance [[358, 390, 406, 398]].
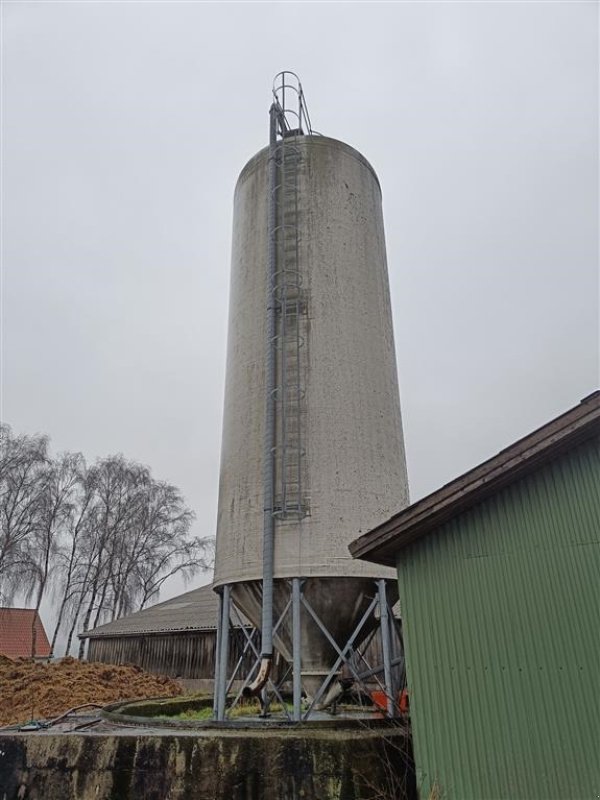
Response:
[[0, 656, 182, 726]]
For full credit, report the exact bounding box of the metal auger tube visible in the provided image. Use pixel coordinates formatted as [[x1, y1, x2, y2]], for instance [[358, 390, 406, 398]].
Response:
[[251, 102, 279, 696]]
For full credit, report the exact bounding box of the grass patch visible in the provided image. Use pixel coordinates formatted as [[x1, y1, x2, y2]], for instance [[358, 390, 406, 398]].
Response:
[[155, 699, 295, 721], [157, 705, 214, 721]]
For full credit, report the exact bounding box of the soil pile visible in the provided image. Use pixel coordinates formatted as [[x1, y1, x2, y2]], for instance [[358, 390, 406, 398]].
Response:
[[0, 656, 182, 726]]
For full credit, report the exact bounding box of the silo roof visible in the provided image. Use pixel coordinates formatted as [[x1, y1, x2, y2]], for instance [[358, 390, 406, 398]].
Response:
[[235, 135, 382, 194], [349, 391, 600, 567], [79, 583, 248, 639]]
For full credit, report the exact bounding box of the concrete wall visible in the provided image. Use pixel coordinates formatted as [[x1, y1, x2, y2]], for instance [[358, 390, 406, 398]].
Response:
[[0, 727, 416, 800], [214, 136, 409, 588]]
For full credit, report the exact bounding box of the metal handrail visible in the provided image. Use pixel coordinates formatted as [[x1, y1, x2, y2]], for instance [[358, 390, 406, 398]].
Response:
[[272, 71, 313, 136]]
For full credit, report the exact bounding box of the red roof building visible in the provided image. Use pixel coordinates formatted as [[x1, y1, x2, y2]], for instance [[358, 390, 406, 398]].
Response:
[[0, 608, 51, 659]]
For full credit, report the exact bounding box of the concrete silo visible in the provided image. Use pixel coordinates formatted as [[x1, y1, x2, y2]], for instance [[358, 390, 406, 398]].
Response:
[[213, 73, 409, 720]]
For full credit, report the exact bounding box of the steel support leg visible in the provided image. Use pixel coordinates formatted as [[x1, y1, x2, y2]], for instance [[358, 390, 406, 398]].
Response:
[[216, 584, 231, 720], [390, 615, 402, 700], [302, 594, 379, 719], [213, 591, 223, 717], [292, 578, 302, 721], [378, 579, 395, 717]]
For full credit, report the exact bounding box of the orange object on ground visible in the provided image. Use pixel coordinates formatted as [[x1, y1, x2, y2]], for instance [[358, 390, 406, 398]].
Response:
[[371, 690, 387, 710], [399, 688, 409, 713], [370, 688, 410, 713]]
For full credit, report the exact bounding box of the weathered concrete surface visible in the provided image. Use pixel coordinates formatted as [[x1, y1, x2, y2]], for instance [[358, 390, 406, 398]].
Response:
[[0, 726, 416, 800], [214, 135, 409, 590]]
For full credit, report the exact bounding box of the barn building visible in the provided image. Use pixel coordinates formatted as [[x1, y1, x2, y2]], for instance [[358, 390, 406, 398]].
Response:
[[79, 583, 254, 691], [350, 392, 599, 800]]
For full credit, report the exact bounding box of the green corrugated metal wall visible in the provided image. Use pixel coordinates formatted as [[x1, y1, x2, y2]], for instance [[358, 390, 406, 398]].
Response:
[[397, 438, 599, 800]]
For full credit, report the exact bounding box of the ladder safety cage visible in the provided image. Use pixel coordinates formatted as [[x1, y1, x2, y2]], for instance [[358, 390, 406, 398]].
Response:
[[268, 71, 314, 520], [272, 71, 313, 137]]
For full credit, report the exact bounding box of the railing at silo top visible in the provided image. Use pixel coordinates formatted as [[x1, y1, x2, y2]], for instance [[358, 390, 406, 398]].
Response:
[[272, 71, 313, 137]]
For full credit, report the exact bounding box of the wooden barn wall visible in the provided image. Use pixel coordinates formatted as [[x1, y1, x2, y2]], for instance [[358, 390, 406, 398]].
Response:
[[86, 629, 257, 679], [86, 623, 402, 685]]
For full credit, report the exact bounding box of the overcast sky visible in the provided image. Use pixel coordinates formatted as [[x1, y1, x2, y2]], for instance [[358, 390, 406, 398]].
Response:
[[2, 1, 598, 610]]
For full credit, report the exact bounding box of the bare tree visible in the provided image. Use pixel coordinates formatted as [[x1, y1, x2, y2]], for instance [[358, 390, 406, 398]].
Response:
[[0, 425, 49, 604], [2, 424, 211, 659], [135, 535, 214, 610], [22, 453, 83, 656], [108, 476, 199, 616], [76, 455, 137, 657], [48, 454, 94, 657], [74, 454, 208, 658]]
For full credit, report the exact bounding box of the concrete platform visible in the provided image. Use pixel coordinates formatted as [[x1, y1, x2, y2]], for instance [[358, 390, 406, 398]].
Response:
[[0, 717, 416, 800]]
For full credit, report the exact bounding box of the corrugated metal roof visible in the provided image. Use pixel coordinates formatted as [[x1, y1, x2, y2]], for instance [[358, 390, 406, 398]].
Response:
[[350, 391, 600, 566], [399, 437, 600, 799], [80, 583, 225, 639], [0, 608, 51, 658]]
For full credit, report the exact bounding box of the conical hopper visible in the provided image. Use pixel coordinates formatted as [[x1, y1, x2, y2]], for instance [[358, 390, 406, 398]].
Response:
[[231, 577, 398, 699]]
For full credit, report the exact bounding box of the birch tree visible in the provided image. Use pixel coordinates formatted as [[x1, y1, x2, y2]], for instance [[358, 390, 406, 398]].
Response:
[[0, 425, 49, 604], [48, 455, 95, 657], [1, 424, 213, 658], [23, 453, 83, 656]]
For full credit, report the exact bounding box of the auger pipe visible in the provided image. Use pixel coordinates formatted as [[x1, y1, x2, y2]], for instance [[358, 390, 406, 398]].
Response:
[[249, 102, 279, 698]]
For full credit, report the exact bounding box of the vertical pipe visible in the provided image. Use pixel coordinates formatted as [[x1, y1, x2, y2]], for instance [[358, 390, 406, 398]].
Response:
[[213, 591, 223, 716], [292, 578, 302, 721], [216, 584, 231, 720], [260, 103, 278, 664], [378, 579, 395, 718]]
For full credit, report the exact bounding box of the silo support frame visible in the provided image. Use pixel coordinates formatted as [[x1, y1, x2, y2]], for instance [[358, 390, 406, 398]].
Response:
[[226, 597, 293, 721], [213, 579, 402, 722], [215, 584, 231, 720], [213, 589, 223, 716], [378, 579, 395, 718], [292, 577, 302, 721]]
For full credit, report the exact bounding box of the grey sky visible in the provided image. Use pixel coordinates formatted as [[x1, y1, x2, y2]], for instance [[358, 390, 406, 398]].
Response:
[[2, 1, 598, 609]]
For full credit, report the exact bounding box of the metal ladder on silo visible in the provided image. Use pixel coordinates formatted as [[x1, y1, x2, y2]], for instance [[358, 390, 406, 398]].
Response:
[[271, 73, 311, 519], [272, 130, 305, 518]]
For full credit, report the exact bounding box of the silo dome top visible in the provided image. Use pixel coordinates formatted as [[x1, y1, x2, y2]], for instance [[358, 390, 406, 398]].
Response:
[[235, 135, 382, 195], [235, 71, 381, 193]]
